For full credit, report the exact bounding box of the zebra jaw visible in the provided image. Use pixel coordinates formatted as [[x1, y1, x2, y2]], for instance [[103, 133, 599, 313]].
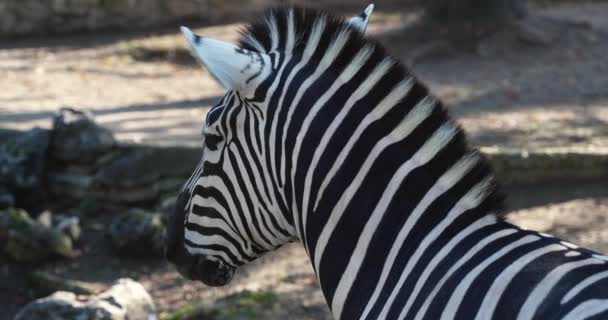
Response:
[[175, 256, 235, 287], [165, 192, 235, 287], [180, 26, 272, 92]]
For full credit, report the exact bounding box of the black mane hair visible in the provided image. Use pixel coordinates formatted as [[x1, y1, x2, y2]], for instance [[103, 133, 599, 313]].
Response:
[[237, 6, 505, 219]]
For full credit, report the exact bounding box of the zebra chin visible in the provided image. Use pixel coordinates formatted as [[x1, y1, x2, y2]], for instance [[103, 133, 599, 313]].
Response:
[[174, 256, 235, 287]]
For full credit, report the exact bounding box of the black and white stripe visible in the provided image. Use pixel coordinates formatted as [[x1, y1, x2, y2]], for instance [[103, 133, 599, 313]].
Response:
[[176, 6, 608, 319]]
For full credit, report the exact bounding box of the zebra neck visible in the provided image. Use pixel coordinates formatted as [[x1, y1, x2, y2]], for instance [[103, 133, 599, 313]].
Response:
[[297, 121, 501, 315], [292, 81, 500, 267], [312, 212, 506, 319], [285, 81, 502, 318]]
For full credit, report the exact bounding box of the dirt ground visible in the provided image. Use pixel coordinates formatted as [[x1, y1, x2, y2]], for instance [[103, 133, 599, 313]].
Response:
[[1, 3, 607, 149], [1, 2, 608, 319]]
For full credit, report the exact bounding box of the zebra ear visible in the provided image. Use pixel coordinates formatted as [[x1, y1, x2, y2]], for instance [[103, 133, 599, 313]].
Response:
[[180, 26, 271, 91], [348, 4, 374, 32]]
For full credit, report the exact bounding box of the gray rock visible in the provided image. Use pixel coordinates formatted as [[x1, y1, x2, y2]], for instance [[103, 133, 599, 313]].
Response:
[[96, 184, 160, 204], [48, 171, 94, 199], [93, 149, 160, 189], [144, 146, 201, 179], [8, 0, 50, 34], [51, 108, 115, 164], [516, 16, 562, 46], [27, 271, 101, 297], [15, 278, 157, 320], [79, 197, 102, 217], [37, 210, 53, 227], [481, 146, 608, 185], [62, 163, 98, 175], [0, 185, 15, 209], [54, 214, 81, 242], [0, 127, 50, 190], [0, 208, 74, 262], [158, 195, 177, 219], [91, 148, 161, 204], [164, 290, 277, 320], [0, 128, 20, 144], [158, 178, 185, 195], [107, 209, 164, 257]]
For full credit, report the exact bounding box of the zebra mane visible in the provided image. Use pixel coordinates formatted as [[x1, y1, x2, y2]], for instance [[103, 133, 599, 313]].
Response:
[[238, 7, 505, 219], [239, 7, 366, 56]]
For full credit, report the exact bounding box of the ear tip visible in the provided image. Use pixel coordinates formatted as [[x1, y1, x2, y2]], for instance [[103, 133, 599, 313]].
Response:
[[365, 4, 375, 14], [180, 26, 193, 37]]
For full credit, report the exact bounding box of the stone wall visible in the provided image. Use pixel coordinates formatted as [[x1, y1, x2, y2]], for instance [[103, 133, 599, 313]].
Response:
[[0, 0, 271, 36]]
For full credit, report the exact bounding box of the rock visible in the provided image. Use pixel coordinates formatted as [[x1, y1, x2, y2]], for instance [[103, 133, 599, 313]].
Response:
[[36, 211, 80, 241], [9, 0, 51, 34], [114, 144, 202, 179], [0, 208, 74, 262], [0, 127, 50, 190], [27, 271, 101, 297], [92, 148, 161, 204], [146, 146, 201, 179], [37, 210, 53, 227], [79, 197, 102, 217], [515, 16, 562, 46], [93, 185, 160, 205], [482, 146, 608, 185], [54, 214, 81, 242], [107, 209, 164, 257], [158, 178, 185, 195], [164, 290, 277, 320], [213, 290, 277, 318], [158, 195, 177, 219], [0, 128, 20, 144], [15, 278, 157, 320], [62, 163, 98, 175], [94, 149, 160, 188], [0, 185, 15, 209], [48, 171, 94, 199], [51, 108, 116, 164]]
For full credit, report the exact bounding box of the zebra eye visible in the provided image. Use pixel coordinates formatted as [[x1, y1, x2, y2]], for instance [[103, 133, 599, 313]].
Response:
[[205, 134, 222, 151]]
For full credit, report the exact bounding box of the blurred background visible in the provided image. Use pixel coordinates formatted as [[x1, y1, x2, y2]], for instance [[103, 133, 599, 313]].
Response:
[[1, 0, 607, 319]]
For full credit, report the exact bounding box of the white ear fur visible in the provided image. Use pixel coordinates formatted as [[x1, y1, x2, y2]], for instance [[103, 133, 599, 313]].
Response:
[[180, 26, 272, 91], [348, 4, 374, 32]]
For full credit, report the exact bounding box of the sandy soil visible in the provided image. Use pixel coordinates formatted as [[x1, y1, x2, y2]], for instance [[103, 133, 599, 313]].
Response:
[[1, 4, 607, 149]]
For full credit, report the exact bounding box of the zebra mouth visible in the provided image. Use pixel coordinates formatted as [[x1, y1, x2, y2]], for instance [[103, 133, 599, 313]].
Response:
[[188, 258, 235, 287]]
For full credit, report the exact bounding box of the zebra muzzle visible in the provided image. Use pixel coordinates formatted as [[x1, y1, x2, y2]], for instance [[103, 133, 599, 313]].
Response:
[[189, 257, 235, 287], [164, 192, 235, 287]]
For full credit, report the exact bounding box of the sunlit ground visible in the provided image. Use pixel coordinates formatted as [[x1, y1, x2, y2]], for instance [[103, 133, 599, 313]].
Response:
[[2, 6, 606, 148]]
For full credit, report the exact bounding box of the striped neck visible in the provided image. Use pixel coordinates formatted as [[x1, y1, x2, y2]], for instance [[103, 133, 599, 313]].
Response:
[[238, 7, 504, 317]]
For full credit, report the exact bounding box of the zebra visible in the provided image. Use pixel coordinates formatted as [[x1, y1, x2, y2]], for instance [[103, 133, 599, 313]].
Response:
[[164, 5, 608, 319]]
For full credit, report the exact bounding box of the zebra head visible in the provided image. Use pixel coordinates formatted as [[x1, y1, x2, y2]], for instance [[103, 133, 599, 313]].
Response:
[[164, 5, 375, 286]]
